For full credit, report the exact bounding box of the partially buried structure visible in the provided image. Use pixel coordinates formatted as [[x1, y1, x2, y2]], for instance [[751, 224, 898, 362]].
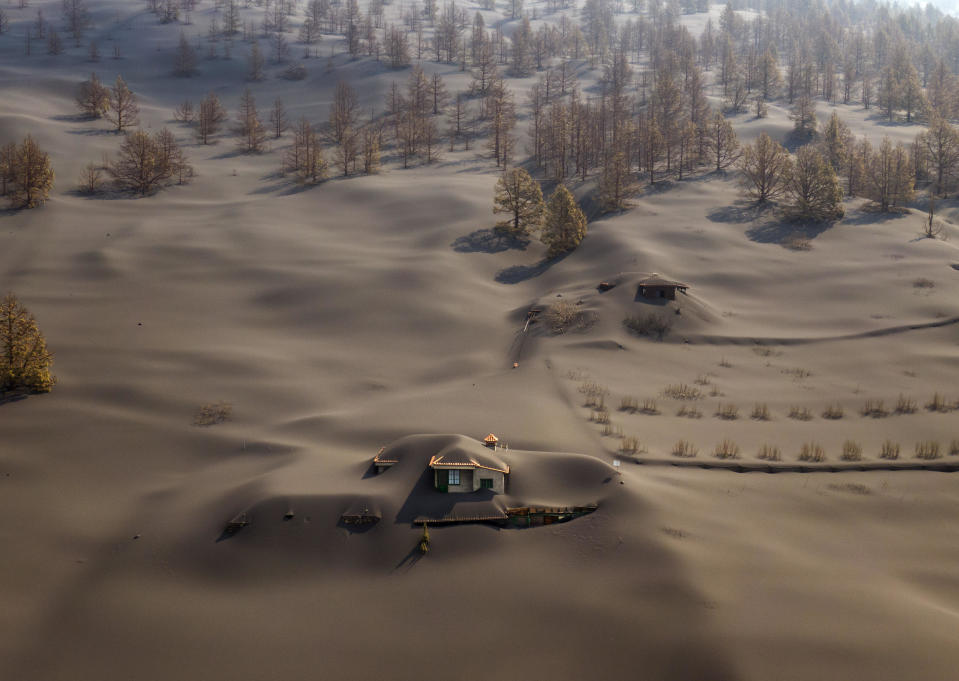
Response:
[[428, 437, 510, 493], [637, 274, 689, 301]]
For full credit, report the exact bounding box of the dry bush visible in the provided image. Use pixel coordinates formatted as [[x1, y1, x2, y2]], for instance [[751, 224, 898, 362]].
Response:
[[282, 63, 307, 80], [879, 440, 900, 460], [714, 439, 740, 459], [671, 440, 698, 458], [915, 441, 941, 460], [77, 163, 105, 194], [798, 442, 826, 462], [579, 381, 609, 408], [840, 440, 863, 461], [676, 405, 703, 418], [719, 356, 732, 368], [619, 395, 639, 413], [709, 385, 723, 397], [782, 367, 812, 379], [601, 422, 622, 437], [623, 313, 673, 340], [757, 444, 781, 461], [821, 403, 844, 420], [752, 346, 776, 357], [894, 394, 917, 414], [788, 405, 813, 421], [193, 402, 233, 426], [751, 403, 770, 420], [591, 407, 611, 425], [544, 300, 593, 334], [662, 384, 702, 400], [860, 400, 888, 418], [949, 440, 959, 456], [785, 234, 812, 251], [620, 436, 645, 456], [640, 399, 659, 415], [926, 392, 954, 413], [913, 277, 935, 289], [695, 374, 711, 386], [715, 403, 739, 420]]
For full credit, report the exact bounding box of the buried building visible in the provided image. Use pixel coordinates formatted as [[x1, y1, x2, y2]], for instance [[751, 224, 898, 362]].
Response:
[[428, 438, 510, 493]]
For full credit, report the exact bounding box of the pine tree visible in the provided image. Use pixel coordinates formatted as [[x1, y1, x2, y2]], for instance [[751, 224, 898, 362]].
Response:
[[8, 135, 54, 209], [820, 112, 850, 173], [785, 146, 845, 221], [542, 185, 587, 257], [106, 75, 139, 133], [493, 167, 544, 237], [269, 98, 288, 139], [0, 293, 55, 393], [738, 132, 792, 203]]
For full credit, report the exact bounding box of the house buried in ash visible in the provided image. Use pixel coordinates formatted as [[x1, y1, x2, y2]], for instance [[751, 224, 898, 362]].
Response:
[[374, 435, 509, 493], [636, 275, 689, 301]]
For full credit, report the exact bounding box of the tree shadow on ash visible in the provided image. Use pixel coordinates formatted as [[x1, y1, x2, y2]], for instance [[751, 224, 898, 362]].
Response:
[[451, 228, 529, 253], [707, 199, 777, 224], [495, 251, 569, 284], [0, 391, 30, 407]]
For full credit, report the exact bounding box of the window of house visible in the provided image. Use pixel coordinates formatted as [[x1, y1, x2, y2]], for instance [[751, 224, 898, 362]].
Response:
[[480, 478, 493, 489], [448, 470, 460, 485]]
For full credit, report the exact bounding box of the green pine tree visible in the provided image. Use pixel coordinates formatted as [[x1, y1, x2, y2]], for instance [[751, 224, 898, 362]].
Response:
[[541, 185, 587, 257], [1, 293, 56, 393]]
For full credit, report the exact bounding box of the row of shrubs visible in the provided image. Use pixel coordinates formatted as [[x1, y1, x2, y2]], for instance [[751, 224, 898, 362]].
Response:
[[619, 438, 959, 461], [613, 394, 958, 421]]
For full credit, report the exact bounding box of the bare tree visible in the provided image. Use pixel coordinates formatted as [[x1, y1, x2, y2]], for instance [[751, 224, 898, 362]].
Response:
[[108, 128, 190, 194], [285, 118, 327, 183], [704, 111, 740, 172], [75, 72, 110, 118], [739, 132, 792, 203], [61, 0, 90, 47], [173, 32, 198, 76], [106, 75, 139, 133], [269, 98, 288, 139], [195, 92, 227, 144], [785, 146, 845, 221], [6, 135, 55, 208], [234, 88, 267, 153]]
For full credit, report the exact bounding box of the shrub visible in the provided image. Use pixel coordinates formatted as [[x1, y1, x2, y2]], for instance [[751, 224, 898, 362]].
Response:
[[671, 440, 698, 458], [543, 300, 592, 334], [950, 440, 959, 456], [719, 357, 732, 368], [751, 403, 770, 420], [860, 400, 888, 418], [798, 442, 826, 462], [915, 441, 941, 460], [757, 444, 781, 461], [579, 381, 609, 408], [640, 399, 659, 415], [695, 374, 711, 386], [822, 403, 844, 420], [676, 405, 702, 418], [879, 440, 900, 460], [782, 367, 812, 379], [620, 436, 644, 455], [662, 384, 702, 400], [714, 439, 740, 459], [894, 394, 917, 414], [591, 407, 610, 425], [193, 402, 232, 426], [619, 395, 639, 413], [788, 405, 813, 421], [840, 440, 863, 461], [913, 277, 935, 289], [601, 422, 621, 437], [419, 522, 430, 554], [623, 313, 673, 340], [926, 392, 953, 413], [715, 403, 739, 420]]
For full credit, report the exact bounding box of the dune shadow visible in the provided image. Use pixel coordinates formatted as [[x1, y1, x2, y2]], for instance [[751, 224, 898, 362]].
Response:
[[51, 113, 95, 123], [451, 228, 529, 253], [393, 468, 499, 524], [842, 205, 910, 225], [745, 219, 834, 245], [65, 128, 118, 136], [495, 252, 568, 284], [707, 200, 776, 224]]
